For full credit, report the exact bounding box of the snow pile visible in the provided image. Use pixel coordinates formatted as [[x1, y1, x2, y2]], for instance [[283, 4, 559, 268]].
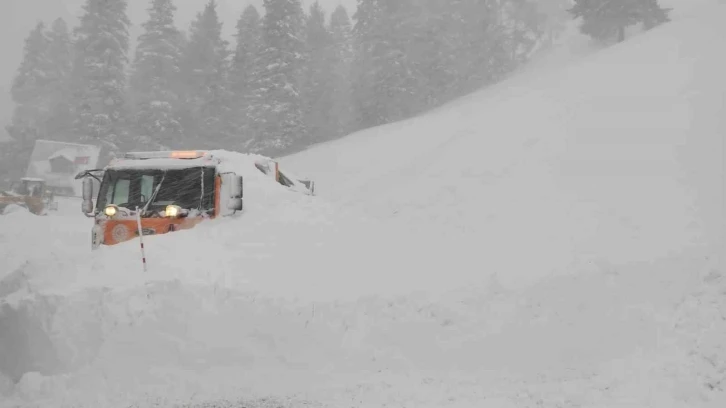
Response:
[[0, 150, 488, 407], [1, 1, 725, 407], [669, 266, 726, 402], [5, 258, 721, 408], [282, 0, 725, 280], [1, 150, 482, 302]]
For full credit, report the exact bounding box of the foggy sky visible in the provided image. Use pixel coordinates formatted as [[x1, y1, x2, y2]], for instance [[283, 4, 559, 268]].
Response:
[[0, 0, 356, 140], [1, 0, 357, 87]]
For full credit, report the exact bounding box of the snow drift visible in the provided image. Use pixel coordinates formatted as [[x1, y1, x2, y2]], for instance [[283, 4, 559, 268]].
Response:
[[282, 0, 725, 274], [1, 0, 725, 407]]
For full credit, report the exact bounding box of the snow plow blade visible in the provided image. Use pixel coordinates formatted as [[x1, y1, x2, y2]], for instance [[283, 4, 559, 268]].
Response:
[[254, 159, 315, 196]]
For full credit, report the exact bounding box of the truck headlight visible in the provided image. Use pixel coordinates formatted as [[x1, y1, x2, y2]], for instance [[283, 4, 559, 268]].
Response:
[[165, 205, 182, 218], [104, 205, 118, 217]]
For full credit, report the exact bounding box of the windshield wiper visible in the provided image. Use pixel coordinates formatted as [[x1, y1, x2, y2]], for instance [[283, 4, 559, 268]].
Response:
[[141, 171, 167, 214]]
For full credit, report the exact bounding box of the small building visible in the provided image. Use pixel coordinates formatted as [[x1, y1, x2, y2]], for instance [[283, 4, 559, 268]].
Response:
[[25, 140, 101, 197]]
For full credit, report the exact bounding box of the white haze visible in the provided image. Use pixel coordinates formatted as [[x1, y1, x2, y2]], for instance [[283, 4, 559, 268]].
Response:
[[0, 0, 356, 140], [0, 0, 357, 87]]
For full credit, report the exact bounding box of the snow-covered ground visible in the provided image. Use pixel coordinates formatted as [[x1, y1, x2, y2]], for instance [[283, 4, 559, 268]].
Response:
[[1, 0, 725, 407]]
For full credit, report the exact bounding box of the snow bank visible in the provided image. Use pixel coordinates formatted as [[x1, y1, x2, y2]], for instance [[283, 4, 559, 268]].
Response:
[[282, 0, 725, 280], [3, 253, 721, 407], [0, 151, 490, 405], [2, 150, 483, 301]]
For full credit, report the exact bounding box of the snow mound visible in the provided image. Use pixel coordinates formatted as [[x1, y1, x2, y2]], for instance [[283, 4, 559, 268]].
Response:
[[0, 150, 486, 406], [2, 150, 480, 302], [282, 0, 725, 279], [1, 204, 30, 216]]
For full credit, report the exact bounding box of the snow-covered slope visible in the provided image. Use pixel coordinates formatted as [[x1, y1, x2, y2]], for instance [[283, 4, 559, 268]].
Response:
[[1, 1, 725, 407], [283, 0, 725, 284]]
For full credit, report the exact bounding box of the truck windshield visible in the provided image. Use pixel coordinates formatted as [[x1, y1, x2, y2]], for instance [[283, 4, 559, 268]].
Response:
[[97, 167, 215, 213]]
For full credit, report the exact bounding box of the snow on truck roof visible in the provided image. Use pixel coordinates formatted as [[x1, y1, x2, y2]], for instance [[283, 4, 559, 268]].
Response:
[[108, 150, 221, 170], [105, 149, 315, 196], [105, 151, 286, 181]]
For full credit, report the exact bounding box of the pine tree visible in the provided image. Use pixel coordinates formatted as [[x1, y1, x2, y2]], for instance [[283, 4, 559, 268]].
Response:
[[569, 0, 671, 43], [6, 22, 52, 145], [3, 19, 76, 181], [499, 0, 546, 70], [45, 18, 74, 140], [537, 0, 575, 45], [347, 0, 545, 133], [71, 0, 131, 160], [371, 0, 425, 123], [352, 0, 434, 129], [251, 0, 307, 154], [130, 0, 184, 150], [431, 0, 471, 101], [3, 22, 52, 181], [641, 0, 672, 30], [448, 0, 510, 92], [301, 1, 336, 145], [180, 0, 232, 148], [351, 0, 384, 130], [407, 0, 462, 108], [230, 5, 263, 149], [328, 5, 354, 137]]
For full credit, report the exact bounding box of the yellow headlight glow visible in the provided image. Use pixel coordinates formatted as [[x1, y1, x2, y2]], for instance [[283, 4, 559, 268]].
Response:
[[165, 205, 181, 217], [104, 205, 117, 217]]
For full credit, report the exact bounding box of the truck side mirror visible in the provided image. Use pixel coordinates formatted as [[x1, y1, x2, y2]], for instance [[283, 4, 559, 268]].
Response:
[[81, 177, 94, 214], [227, 175, 243, 211]]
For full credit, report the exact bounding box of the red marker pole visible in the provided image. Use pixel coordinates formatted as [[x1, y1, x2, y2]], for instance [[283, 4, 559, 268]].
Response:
[[136, 207, 148, 272]]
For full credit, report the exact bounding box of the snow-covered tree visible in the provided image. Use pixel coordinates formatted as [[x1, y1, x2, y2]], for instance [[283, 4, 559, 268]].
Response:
[[352, 0, 440, 128], [231, 5, 262, 95], [569, 0, 671, 43], [328, 5, 354, 137], [536, 0, 575, 45], [229, 4, 263, 149], [130, 0, 184, 150], [405, 0, 464, 108], [301, 1, 336, 145], [6, 22, 52, 145], [180, 0, 232, 148], [250, 0, 308, 153], [447, 0, 512, 92], [3, 18, 75, 181], [2, 23, 52, 181], [371, 0, 427, 123], [45, 18, 74, 139], [71, 0, 131, 160], [500, 0, 547, 69], [640, 0, 672, 30], [330, 6, 353, 64], [351, 0, 383, 129], [347, 0, 550, 133]]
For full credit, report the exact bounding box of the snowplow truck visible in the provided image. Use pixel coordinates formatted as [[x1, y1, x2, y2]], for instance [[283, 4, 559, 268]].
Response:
[[76, 150, 314, 249]]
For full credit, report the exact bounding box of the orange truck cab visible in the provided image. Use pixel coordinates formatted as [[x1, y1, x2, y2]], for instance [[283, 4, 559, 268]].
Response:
[[77, 150, 244, 249]]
